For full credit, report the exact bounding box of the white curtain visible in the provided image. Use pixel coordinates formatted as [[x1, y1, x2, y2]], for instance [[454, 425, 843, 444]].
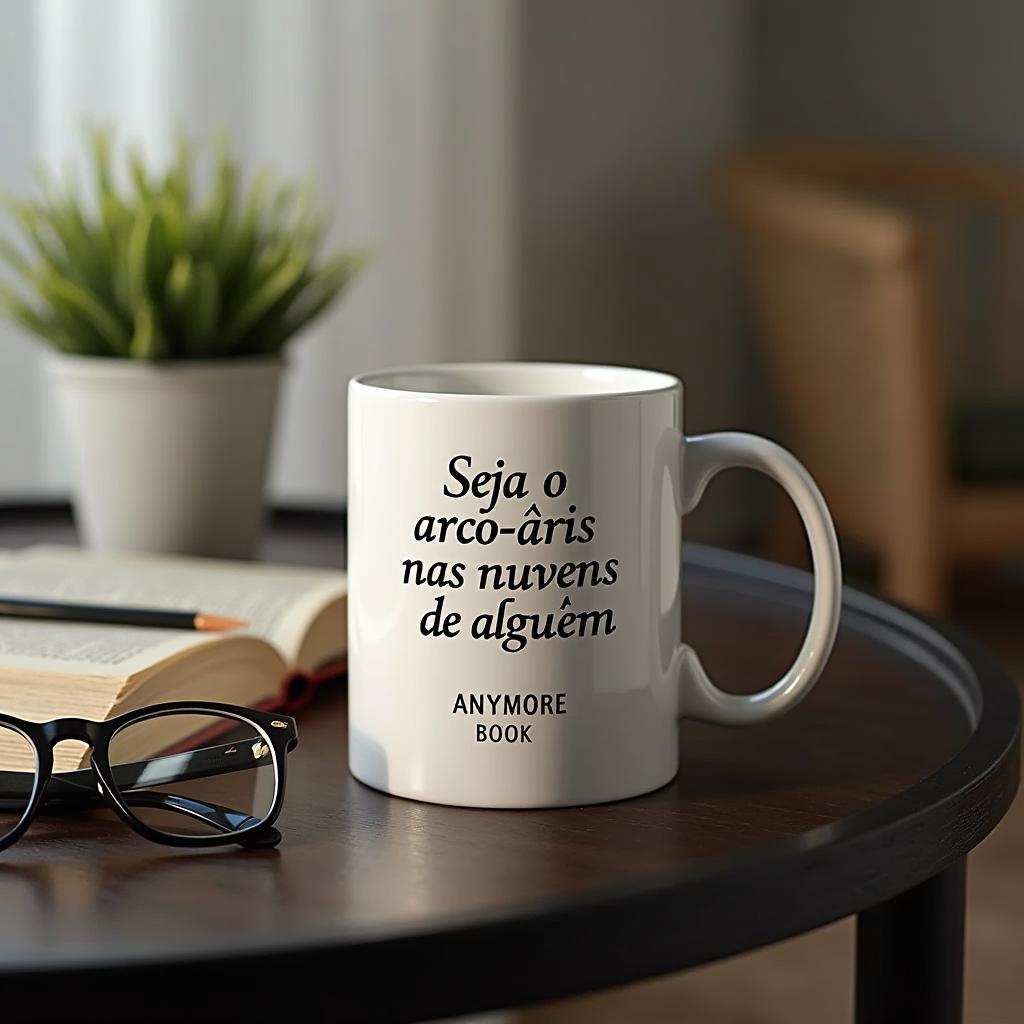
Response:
[[0, 0, 516, 502]]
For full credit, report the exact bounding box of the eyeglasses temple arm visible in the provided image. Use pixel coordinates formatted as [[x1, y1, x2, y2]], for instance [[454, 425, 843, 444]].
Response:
[[0, 740, 276, 804], [107, 740, 277, 790], [116, 790, 259, 832], [0, 770, 280, 848]]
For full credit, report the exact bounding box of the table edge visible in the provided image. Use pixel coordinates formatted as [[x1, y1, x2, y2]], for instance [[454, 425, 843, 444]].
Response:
[[0, 546, 1017, 1023]]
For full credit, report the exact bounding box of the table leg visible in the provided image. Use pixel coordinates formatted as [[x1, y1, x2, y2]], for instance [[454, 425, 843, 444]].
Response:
[[854, 858, 966, 1024]]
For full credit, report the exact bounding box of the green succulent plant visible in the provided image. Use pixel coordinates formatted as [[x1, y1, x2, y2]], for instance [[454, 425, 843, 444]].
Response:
[[0, 128, 364, 360]]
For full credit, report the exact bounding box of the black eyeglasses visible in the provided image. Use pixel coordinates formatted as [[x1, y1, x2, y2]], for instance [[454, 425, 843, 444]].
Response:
[[0, 702, 298, 853]]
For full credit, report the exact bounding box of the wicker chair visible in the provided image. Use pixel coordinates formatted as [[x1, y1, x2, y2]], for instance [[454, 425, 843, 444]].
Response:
[[721, 144, 1024, 613]]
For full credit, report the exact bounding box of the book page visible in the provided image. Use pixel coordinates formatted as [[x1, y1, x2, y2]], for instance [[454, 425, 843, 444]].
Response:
[[0, 546, 346, 665], [0, 619, 208, 677]]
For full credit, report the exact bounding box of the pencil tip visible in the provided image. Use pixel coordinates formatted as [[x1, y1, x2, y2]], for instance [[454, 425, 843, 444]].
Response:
[[194, 613, 249, 632]]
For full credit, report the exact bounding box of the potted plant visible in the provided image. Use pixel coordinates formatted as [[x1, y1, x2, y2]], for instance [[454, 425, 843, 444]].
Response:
[[0, 129, 362, 557]]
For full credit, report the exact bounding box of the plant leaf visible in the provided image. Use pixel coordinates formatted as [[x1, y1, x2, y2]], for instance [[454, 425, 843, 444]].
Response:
[[204, 129, 238, 271], [126, 204, 154, 308], [220, 249, 309, 350], [38, 199, 113, 302], [89, 126, 119, 208], [0, 283, 60, 344], [4, 199, 67, 272], [219, 168, 272, 290], [279, 249, 367, 341], [129, 147, 152, 204], [39, 271, 130, 355], [164, 251, 192, 315], [129, 299, 169, 360], [164, 130, 192, 208], [156, 193, 186, 252], [0, 236, 33, 279], [185, 259, 220, 354]]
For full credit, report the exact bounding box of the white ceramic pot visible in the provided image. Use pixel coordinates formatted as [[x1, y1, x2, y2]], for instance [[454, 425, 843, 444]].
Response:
[[47, 355, 283, 559]]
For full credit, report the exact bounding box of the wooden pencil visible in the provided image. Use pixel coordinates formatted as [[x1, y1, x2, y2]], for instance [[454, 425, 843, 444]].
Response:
[[0, 597, 247, 632]]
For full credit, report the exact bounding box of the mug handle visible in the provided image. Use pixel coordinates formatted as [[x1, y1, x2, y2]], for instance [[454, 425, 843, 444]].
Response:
[[677, 432, 843, 725]]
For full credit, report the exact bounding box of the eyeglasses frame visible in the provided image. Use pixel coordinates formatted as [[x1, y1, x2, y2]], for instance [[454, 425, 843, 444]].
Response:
[[0, 701, 298, 852]]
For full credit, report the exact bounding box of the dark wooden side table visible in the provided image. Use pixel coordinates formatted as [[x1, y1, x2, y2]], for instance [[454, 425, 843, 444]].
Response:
[[0, 511, 1017, 1024]]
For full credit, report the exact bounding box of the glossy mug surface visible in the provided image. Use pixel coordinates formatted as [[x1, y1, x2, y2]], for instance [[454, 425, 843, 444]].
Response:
[[348, 363, 842, 808]]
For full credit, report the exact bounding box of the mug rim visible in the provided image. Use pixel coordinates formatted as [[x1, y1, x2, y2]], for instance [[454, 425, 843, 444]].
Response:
[[350, 361, 681, 402]]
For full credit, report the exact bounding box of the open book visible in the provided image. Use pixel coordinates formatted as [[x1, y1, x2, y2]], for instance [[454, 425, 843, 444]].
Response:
[[0, 546, 346, 772]]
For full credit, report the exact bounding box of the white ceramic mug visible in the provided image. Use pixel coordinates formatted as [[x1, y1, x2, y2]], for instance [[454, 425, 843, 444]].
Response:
[[348, 362, 842, 808]]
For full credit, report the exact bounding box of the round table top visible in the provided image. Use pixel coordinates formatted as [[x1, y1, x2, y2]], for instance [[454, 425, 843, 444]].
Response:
[[0, 512, 1018, 1023]]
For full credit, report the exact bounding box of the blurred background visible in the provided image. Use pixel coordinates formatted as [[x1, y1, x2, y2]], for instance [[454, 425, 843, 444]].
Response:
[[1, 1, 1022, 1021]]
